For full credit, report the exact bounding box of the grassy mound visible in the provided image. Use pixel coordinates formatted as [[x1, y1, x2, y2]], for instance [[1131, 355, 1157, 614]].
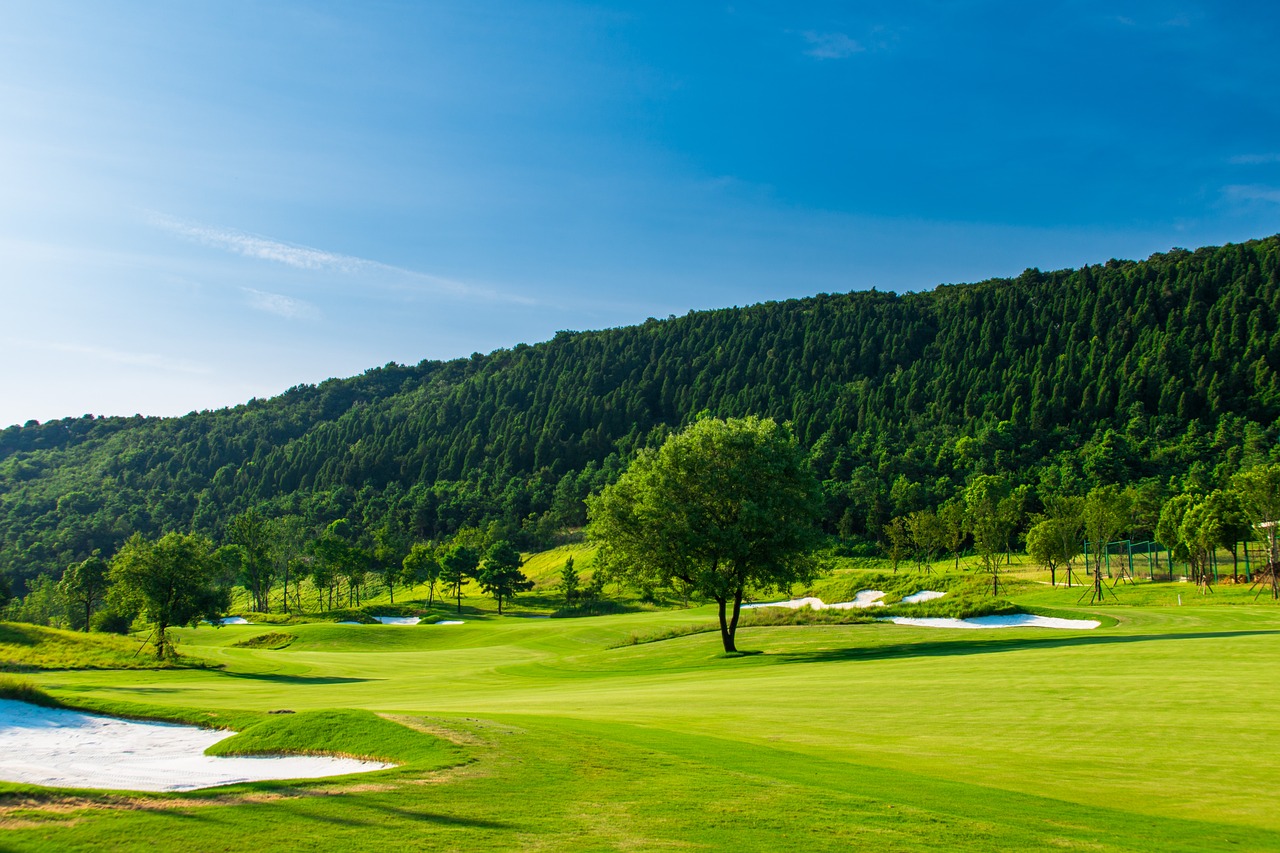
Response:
[[231, 632, 296, 650], [206, 709, 464, 769], [0, 623, 202, 670]]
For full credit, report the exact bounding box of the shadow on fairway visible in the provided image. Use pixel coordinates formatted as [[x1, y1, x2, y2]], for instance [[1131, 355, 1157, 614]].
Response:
[[359, 800, 513, 829], [218, 671, 375, 685], [773, 629, 1280, 664]]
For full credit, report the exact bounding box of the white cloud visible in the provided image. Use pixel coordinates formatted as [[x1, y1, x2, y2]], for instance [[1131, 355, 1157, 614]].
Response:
[[242, 287, 320, 320], [801, 31, 865, 60], [149, 214, 536, 305], [150, 214, 384, 273]]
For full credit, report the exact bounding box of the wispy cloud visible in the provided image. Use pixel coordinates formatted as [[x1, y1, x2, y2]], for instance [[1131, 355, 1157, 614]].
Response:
[[801, 31, 865, 60], [1223, 184, 1280, 204], [149, 214, 536, 305], [1229, 153, 1280, 166], [18, 340, 212, 375], [152, 215, 369, 272], [242, 287, 320, 320]]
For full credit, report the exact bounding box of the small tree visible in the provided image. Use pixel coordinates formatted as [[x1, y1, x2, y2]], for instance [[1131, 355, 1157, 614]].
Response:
[[1026, 519, 1075, 587], [906, 509, 945, 574], [587, 416, 822, 653], [108, 532, 230, 660], [440, 544, 479, 613], [373, 525, 409, 604], [403, 542, 442, 605], [267, 515, 309, 613], [884, 516, 911, 574], [58, 553, 109, 632], [477, 540, 533, 614], [965, 475, 1012, 596], [1157, 493, 1198, 578], [227, 509, 274, 613], [1234, 464, 1280, 598], [343, 545, 372, 607], [1042, 495, 1084, 586], [939, 499, 967, 570], [559, 556, 580, 606], [1083, 485, 1130, 578], [1203, 489, 1250, 581]]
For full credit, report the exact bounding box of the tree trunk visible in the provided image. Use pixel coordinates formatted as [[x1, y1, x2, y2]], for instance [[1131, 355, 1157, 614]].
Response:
[[389, 581, 395, 604], [84, 601, 91, 632], [716, 597, 736, 653], [156, 621, 168, 660], [1050, 564, 1056, 587]]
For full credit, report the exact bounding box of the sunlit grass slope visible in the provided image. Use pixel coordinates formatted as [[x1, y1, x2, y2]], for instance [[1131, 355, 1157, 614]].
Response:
[[3, 570, 1279, 851]]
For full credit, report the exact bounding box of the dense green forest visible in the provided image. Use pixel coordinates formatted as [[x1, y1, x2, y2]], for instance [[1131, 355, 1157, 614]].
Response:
[[3, 236, 1279, 593]]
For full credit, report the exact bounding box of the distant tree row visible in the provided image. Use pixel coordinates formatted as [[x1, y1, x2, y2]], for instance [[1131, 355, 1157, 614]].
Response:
[[7, 514, 539, 653]]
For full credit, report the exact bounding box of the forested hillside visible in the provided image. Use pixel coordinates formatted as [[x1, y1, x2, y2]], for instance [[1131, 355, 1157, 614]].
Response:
[[3, 236, 1279, 588]]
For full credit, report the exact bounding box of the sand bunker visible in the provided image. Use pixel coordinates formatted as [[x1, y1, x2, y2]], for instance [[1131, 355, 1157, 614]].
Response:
[[881, 614, 1100, 630], [743, 591, 886, 611], [901, 590, 947, 603], [217, 616, 251, 625], [371, 616, 421, 626], [0, 700, 393, 792], [434, 620, 464, 625]]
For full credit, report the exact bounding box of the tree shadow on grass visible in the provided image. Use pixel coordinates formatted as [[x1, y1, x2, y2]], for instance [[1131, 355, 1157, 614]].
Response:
[[217, 671, 374, 685], [357, 800, 513, 830], [772, 629, 1280, 665]]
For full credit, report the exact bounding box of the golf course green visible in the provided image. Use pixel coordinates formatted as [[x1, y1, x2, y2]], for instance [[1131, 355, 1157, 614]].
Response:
[[1, 563, 1277, 852]]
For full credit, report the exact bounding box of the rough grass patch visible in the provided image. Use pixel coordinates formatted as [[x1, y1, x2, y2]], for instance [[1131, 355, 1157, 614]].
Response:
[[0, 676, 59, 707]]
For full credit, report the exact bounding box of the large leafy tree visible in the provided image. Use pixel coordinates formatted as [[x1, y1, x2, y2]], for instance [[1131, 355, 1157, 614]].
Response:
[[587, 416, 823, 653], [108, 532, 230, 659]]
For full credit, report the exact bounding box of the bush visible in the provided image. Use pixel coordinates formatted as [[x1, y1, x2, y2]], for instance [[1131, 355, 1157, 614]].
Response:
[[91, 608, 135, 635], [551, 600, 632, 618]]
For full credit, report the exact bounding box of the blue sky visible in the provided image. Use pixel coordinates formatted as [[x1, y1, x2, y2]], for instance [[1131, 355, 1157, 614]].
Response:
[[2, 1, 1279, 427]]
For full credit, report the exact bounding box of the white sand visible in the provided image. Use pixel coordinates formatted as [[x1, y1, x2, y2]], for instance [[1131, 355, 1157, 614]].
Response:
[[371, 616, 421, 625], [742, 592, 886, 611], [0, 700, 393, 792], [901, 590, 947, 604], [217, 616, 251, 625], [880, 614, 1100, 630], [434, 620, 465, 625]]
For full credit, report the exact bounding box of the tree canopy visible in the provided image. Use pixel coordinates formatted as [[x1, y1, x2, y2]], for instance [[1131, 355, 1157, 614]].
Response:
[[107, 532, 230, 659], [587, 416, 823, 653]]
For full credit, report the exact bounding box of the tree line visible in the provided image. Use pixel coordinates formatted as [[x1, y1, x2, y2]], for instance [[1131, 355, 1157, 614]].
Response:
[[10, 515, 538, 655]]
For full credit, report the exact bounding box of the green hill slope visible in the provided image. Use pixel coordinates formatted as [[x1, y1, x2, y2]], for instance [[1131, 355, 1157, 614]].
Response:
[[3, 236, 1279, 584]]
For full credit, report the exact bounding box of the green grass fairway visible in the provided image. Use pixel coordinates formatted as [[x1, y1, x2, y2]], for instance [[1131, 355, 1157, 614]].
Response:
[[3, 576, 1279, 851]]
